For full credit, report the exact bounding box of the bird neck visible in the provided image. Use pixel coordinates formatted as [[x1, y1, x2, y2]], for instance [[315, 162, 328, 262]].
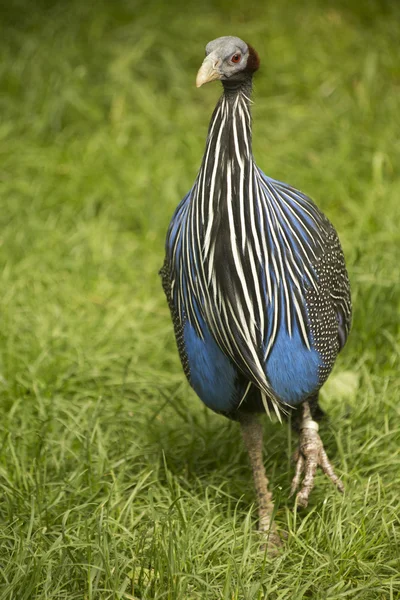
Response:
[[222, 77, 253, 98], [193, 79, 255, 256], [203, 80, 254, 167]]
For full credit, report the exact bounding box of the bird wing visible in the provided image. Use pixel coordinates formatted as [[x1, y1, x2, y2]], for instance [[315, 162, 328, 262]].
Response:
[[326, 231, 352, 351]]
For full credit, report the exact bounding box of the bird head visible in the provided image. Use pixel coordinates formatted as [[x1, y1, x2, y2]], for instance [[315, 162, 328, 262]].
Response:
[[196, 36, 260, 88]]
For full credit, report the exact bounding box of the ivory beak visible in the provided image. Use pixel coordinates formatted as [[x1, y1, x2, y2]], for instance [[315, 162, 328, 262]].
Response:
[[196, 56, 221, 88]]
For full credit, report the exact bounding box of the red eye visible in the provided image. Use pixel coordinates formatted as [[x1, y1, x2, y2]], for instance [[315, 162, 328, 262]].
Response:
[[231, 53, 241, 63]]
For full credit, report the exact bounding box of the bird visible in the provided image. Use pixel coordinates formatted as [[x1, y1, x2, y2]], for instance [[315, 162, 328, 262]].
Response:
[[160, 36, 352, 549]]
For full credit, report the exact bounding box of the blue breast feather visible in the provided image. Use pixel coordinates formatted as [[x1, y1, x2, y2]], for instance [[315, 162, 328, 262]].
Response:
[[183, 310, 322, 413], [183, 317, 244, 413]]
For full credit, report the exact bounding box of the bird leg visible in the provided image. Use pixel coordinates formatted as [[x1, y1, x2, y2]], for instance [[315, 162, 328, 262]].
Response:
[[290, 401, 344, 508], [239, 414, 281, 550]]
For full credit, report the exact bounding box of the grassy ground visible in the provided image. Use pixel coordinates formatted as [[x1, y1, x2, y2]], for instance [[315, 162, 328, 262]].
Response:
[[0, 0, 399, 598]]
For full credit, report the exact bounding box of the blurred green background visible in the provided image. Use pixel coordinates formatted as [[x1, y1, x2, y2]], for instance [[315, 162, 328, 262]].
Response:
[[0, 0, 399, 598]]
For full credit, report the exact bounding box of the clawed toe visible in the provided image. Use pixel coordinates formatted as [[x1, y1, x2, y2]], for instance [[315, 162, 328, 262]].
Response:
[[291, 402, 344, 508]]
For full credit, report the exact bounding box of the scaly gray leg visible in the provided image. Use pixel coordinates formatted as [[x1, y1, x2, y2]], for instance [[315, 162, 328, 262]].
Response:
[[239, 413, 281, 551], [291, 401, 344, 507]]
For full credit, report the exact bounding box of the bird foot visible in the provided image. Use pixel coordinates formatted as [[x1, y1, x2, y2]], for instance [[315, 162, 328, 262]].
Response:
[[290, 404, 344, 508], [258, 517, 284, 555], [258, 523, 282, 556]]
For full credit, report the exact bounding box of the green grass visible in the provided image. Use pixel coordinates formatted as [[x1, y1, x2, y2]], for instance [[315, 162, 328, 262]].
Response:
[[0, 0, 399, 598]]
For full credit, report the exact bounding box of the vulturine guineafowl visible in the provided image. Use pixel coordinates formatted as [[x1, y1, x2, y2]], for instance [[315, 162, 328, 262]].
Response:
[[160, 36, 352, 550]]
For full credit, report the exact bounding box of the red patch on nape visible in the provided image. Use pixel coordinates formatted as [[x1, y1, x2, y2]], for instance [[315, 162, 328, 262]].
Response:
[[246, 44, 260, 73]]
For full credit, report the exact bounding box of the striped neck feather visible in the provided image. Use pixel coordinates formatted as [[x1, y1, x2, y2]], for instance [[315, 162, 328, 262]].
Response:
[[196, 88, 254, 256]]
